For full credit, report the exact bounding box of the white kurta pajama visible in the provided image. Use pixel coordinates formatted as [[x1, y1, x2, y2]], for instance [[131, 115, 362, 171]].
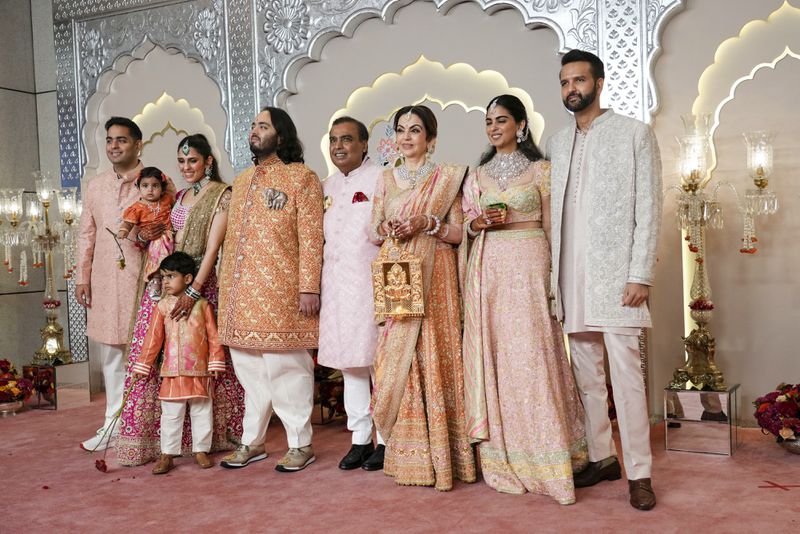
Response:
[[318, 158, 382, 445], [547, 110, 662, 481]]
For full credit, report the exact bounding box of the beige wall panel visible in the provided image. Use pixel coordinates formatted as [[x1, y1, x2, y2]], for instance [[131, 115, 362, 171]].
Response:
[[36, 91, 61, 177], [31, 0, 56, 93], [0, 89, 39, 187], [0, 0, 35, 92]]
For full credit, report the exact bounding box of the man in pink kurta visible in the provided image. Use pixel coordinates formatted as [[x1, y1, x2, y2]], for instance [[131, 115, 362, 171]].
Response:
[[75, 117, 175, 451], [317, 118, 384, 470]]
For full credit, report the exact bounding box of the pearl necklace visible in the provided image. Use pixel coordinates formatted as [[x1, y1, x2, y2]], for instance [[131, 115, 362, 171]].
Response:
[[483, 150, 530, 191], [396, 159, 436, 188]]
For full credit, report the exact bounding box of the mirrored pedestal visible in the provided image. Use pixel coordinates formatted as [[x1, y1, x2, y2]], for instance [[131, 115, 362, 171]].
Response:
[[23, 361, 90, 410], [664, 384, 740, 456]]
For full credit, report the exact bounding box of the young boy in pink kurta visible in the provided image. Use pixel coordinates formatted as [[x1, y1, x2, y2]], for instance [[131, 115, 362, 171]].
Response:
[[132, 252, 225, 475]]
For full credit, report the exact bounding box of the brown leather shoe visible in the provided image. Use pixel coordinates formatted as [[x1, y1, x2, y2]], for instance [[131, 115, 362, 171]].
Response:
[[573, 457, 621, 488], [629, 478, 656, 511], [195, 452, 214, 469], [152, 454, 175, 475]]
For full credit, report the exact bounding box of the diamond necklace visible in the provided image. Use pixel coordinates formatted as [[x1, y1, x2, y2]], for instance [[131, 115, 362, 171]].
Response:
[[483, 150, 530, 191], [396, 158, 436, 187]]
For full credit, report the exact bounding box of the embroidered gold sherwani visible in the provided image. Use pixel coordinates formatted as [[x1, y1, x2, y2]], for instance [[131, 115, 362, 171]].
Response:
[[218, 154, 324, 350]]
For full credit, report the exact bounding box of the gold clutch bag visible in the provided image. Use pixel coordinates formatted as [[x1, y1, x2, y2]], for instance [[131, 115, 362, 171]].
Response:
[[372, 237, 425, 320]]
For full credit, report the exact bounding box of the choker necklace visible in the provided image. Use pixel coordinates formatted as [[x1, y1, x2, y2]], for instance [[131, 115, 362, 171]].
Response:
[[396, 158, 436, 188], [483, 150, 530, 191], [192, 177, 211, 195]]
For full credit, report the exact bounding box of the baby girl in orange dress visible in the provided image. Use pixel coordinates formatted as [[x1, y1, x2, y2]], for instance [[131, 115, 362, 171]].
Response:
[[117, 167, 174, 299]]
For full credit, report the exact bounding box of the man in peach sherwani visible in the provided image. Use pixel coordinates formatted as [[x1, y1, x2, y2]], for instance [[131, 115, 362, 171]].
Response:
[[76, 117, 175, 451], [218, 107, 323, 473]]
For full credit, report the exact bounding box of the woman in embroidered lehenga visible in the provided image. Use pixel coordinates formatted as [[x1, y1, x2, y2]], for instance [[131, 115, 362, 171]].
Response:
[[115, 134, 244, 466], [460, 95, 588, 504], [370, 105, 476, 491]]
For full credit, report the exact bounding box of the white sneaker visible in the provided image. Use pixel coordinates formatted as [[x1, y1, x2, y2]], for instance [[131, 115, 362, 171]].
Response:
[[80, 427, 117, 452]]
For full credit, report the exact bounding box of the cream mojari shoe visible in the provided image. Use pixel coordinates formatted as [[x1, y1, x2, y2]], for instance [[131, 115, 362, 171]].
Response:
[[275, 446, 315, 472], [80, 427, 117, 452], [219, 444, 268, 469]]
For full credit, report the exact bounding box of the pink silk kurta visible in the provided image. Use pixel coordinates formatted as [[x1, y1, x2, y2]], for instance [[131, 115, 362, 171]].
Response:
[[76, 166, 144, 344], [317, 158, 381, 369]]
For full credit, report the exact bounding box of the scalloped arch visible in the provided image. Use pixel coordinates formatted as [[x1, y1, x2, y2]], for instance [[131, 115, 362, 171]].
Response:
[[318, 56, 543, 175], [276, 0, 568, 105], [691, 1, 800, 177]]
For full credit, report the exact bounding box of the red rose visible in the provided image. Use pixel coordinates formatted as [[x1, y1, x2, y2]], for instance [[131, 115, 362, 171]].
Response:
[[352, 192, 369, 203]]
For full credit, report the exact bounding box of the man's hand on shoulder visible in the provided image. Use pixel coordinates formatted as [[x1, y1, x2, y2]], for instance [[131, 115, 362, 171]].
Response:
[[622, 282, 649, 307]]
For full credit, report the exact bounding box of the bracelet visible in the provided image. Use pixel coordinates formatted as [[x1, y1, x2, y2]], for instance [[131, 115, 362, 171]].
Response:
[[424, 215, 434, 232], [425, 215, 441, 236], [436, 223, 449, 240], [374, 222, 388, 241], [184, 285, 201, 300], [136, 233, 148, 244], [466, 218, 481, 238]]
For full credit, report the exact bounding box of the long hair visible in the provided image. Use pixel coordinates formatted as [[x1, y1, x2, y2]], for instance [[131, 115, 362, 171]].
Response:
[[393, 105, 438, 141], [479, 95, 544, 167], [177, 134, 222, 182], [261, 106, 304, 164]]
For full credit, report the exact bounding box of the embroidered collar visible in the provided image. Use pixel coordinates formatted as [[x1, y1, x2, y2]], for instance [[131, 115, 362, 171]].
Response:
[[575, 109, 613, 134], [258, 153, 282, 167]]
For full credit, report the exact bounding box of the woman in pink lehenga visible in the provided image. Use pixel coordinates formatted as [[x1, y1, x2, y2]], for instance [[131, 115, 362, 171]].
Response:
[[115, 134, 244, 466], [460, 95, 588, 504]]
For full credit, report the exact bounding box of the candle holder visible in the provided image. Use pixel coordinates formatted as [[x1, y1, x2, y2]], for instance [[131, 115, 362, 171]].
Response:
[[666, 116, 779, 391], [0, 171, 77, 365]]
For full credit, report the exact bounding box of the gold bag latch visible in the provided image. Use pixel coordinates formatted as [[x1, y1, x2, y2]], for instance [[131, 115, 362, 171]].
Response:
[[371, 237, 425, 320]]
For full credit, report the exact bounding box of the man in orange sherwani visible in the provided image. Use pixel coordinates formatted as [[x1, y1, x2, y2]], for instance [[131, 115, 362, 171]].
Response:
[[218, 107, 323, 473], [76, 117, 175, 452]]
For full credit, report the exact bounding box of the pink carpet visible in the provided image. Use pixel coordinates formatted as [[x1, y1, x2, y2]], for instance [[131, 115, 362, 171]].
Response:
[[2, 397, 798, 533]]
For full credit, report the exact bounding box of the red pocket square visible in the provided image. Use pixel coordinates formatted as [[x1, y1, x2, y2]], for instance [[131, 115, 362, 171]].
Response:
[[352, 192, 369, 203]]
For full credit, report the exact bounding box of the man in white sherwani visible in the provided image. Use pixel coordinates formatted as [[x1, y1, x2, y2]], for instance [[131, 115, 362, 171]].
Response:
[[547, 50, 662, 511], [318, 117, 385, 471]]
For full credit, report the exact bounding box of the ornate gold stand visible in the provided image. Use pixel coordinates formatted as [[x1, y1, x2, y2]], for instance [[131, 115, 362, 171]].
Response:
[[31, 197, 72, 365], [668, 214, 725, 391]]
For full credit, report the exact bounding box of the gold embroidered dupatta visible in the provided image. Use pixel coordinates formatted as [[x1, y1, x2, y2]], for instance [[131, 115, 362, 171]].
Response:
[[176, 181, 229, 259], [371, 163, 466, 441]]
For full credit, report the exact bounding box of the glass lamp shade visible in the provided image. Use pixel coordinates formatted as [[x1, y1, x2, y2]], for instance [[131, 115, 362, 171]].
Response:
[[743, 131, 774, 180], [26, 196, 42, 222], [681, 113, 713, 137], [4, 189, 24, 224], [57, 187, 78, 223], [34, 172, 56, 204], [676, 134, 709, 185]]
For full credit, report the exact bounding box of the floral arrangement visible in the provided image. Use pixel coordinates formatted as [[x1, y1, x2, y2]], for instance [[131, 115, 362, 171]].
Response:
[[754, 383, 800, 441], [689, 299, 714, 311], [0, 359, 34, 403]]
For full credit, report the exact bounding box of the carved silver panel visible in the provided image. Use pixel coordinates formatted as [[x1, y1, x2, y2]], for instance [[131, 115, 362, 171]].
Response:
[[255, 0, 683, 123], [54, 0, 681, 361]]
